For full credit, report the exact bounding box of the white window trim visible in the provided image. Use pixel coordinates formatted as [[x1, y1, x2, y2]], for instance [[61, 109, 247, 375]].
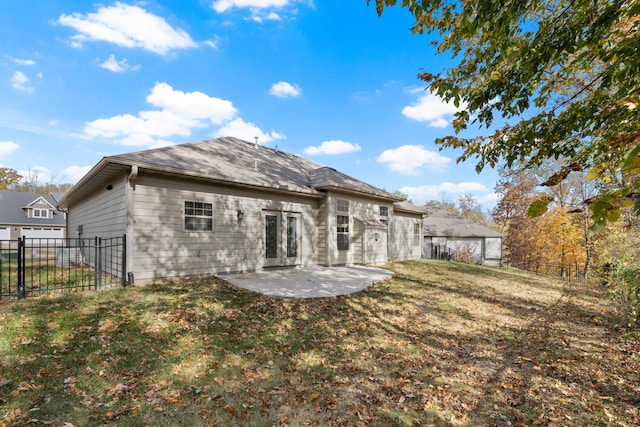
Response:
[[413, 222, 421, 246], [184, 201, 213, 232], [32, 208, 49, 218], [336, 198, 350, 250]]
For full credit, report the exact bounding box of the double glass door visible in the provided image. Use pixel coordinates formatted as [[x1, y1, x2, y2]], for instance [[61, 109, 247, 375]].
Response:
[[264, 211, 300, 267]]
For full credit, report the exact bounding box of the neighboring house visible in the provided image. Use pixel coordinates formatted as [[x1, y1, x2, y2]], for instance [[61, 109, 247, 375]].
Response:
[[423, 208, 502, 266], [58, 137, 426, 285], [0, 191, 66, 240]]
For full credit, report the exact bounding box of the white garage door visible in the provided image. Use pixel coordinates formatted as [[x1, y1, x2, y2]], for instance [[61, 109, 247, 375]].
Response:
[[448, 238, 483, 262], [485, 237, 502, 259], [0, 226, 10, 240], [449, 238, 482, 255], [20, 227, 65, 240]]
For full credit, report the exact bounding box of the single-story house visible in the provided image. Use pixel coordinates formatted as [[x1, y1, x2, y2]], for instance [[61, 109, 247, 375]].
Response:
[[423, 208, 502, 266], [58, 137, 426, 285], [0, 191, 66, 240]]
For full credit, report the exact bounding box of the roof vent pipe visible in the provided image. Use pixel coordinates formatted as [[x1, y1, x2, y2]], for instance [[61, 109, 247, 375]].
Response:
[[254, 136, 259, 149]]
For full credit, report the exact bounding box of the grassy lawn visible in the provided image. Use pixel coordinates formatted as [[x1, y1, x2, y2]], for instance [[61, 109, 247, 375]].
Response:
[[1, 260, 639, 426]]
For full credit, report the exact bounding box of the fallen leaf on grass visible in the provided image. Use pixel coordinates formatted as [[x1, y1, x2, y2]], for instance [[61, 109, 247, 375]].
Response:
[[108, 383, 129, 395]]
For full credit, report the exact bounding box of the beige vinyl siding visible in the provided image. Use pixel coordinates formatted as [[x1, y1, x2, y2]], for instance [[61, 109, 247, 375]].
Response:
[[65, 177, 127, 279], [324, 192, 390, 266], [66, 176, 127, 239], [388, 210, 423, 261], [352, 220, 364, 264], [130, 174, 319, 283], [316, 198, 327, 265]]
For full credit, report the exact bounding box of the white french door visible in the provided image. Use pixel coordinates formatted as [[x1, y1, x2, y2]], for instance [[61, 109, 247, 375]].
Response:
[[263, 211, 301, 267]]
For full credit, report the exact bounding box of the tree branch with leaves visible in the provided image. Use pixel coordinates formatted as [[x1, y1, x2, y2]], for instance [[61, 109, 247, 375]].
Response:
[[369, 0, 640, 231], [0, 167, 22, 190]]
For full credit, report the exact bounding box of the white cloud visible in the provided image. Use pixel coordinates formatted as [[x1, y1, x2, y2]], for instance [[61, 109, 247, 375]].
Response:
[[83, 82, 281, 148], [212, 0, 290, 13], [11, 71, 34, 93], [146, 82, 237, 124], [249, 11, 283, 22], [63, 165, 93, 182], [202, 38, 220, 49], [0, 141, 19, 158], [58, 3, 197, 55], [265, 11, 283, 20], [303, 140, 361, 156], [12, 58, 36, 66], [477, 192, 499, 208], [83, 111, 198, 143], [376, 145, 450, 175], [402, 92, 466, 128], [82, 82, 239, 147], [99, 54, 141, 72], [269, 81, 301, 98], [214, 118, 285, 143], [400, 182, 490, 205]]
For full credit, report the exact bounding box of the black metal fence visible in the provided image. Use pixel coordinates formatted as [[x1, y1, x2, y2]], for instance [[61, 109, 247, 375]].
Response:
[[502, 258, 590, 284], [0, 235, 127, 300]]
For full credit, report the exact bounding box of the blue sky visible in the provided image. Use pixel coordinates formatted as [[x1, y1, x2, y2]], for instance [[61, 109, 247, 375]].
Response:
[[0, 0, 500, 209]]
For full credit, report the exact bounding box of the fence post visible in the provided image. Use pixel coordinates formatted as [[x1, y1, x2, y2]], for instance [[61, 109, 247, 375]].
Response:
[[98, 237, 103, 290], [17, 237, 26, 299], [121, 234, 127, 287], [94, 237, 98, 290]]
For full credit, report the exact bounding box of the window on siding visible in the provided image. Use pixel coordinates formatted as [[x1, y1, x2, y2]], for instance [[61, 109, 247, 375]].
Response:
[[379, 206, 389, 225], [337, 215, 349, 251], [336, 199, 350, 250], [337, 199, 349, 213], [33, 209, 48, 218], [413, 222, 421, 246], [184, 201, 213, 231]]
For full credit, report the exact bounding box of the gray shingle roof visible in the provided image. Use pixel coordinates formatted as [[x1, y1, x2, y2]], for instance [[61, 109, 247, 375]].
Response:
[[424, 208, 502, 238], [0, 191, 66, 226], [307, 166, 398, 200], [75, 137, 400, 201], [393, 201, 428, 215]]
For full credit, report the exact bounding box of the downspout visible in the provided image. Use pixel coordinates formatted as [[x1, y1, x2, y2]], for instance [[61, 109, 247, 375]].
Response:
[[126, 165, 138, 285], [58, 207, 69, 239], [128, 165, 139, 189]]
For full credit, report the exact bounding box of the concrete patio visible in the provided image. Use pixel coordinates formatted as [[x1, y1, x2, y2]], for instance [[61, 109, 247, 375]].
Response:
[[219, 265, 394, 298]]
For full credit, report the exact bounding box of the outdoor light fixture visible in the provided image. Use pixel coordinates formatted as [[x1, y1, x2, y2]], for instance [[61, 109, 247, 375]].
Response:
[[106, 184, 113, 190], [237, 209, 244, 222]]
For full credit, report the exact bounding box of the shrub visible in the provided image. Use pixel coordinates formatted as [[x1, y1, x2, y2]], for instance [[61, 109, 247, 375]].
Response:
[[606, 265, 640, 327], [450, 247, 479, 265]]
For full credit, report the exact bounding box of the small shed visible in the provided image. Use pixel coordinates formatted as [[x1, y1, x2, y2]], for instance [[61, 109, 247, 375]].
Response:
[[423, 208, 502, 266]]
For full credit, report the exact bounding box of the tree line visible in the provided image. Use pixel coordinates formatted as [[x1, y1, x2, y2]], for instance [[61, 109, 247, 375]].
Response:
[[0, 167, 74, 194]]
